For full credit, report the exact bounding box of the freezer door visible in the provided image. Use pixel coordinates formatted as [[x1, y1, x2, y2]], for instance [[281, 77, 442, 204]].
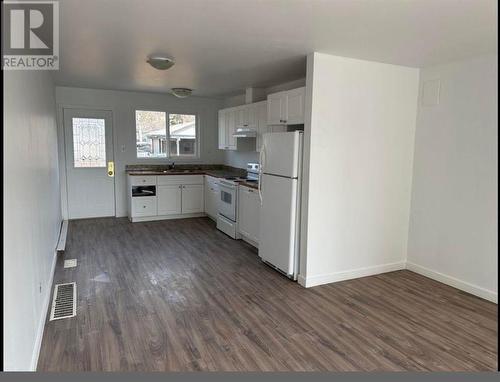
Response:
[[259, 174, 298, 277], [261, 131, 302, 178]]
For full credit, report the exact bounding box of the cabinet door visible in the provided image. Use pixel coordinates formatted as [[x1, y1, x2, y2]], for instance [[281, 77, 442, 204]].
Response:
[[204, 178, 218, 219], [247, 103, 258, 130], [131, 196, 157, 217], [236, 105, 249, 128], [209, 183, 219, 218], [157, 185, 182, 215], [256, 101, 268, 152], [238, 186, 260, 244], [285, 87, 305, 125], [267, 92, 286, 125], [181, 184, 204, 214], [218, 109, 226, 149], [225, 109, 237, 150]]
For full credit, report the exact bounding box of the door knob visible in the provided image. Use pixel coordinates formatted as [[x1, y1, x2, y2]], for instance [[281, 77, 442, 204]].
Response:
[[107, 161, 115, 177]]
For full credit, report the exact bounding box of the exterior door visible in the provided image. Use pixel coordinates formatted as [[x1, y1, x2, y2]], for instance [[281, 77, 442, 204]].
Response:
[[63, 108, 115, 219]]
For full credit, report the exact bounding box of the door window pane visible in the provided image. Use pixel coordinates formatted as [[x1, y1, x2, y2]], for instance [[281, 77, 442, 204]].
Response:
[[136, 110, 167, 158], [72, 118, 106, 168], [169, 114, 197, 157]]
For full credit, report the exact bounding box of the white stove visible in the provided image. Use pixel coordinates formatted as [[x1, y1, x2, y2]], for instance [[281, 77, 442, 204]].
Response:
[[216, 163, 259, 239]]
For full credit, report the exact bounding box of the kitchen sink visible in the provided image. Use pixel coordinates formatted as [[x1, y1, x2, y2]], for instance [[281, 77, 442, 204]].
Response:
[[161, 169, 197, 173]]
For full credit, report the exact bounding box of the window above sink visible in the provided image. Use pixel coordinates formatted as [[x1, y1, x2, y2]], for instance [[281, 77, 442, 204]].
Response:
[[135, 110, 199, 160]]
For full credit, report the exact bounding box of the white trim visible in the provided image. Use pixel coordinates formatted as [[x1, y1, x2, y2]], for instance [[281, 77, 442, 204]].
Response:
[[406, 261, 498, 304], [300, 261, 406, 288], [297, 274, 307, 287], [30, 249, 58, 371]]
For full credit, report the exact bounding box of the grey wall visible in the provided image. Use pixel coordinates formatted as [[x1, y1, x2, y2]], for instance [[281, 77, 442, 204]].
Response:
[[3, 71, 61, 370], [407, 54, 498, 302], [55, 87, 225, 218]]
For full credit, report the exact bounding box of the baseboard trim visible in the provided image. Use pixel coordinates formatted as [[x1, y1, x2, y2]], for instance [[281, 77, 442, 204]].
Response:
[[30, 249, 58, 371], [130, 213, 206, 223], [297, 274, 307, 287], [406, 261, 498, 304], [301, 261, 406, 288]]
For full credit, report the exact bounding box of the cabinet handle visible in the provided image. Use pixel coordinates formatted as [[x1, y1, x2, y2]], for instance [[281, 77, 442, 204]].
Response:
[[179, 185, 182, 189]]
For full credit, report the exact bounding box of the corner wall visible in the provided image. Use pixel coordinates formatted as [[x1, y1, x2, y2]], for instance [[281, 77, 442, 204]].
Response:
[[300, 53, 419, 286], [3, 71, 61, 370], [407, 55, 498, 303]]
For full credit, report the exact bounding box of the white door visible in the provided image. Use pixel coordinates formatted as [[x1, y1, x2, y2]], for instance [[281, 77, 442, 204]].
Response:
[[259, 174, 298, 276], [226, 109, 237, 150], [261, 131, 302, 177], [285, 87, 305, 125], [236, 105, 249, 128], [218, 110, 226, 149], [267, 92, 286, 125], [256, 101, 268, 153], [204, 178, 219, 219], [181, 184, 204, 214], [157, 185, 182, 215], [64, 108, 115, 219], [239, 186, 260, 243]]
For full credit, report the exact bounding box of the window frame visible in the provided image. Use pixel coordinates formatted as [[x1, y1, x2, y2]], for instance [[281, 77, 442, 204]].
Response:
[[135, 109, 200, 161]]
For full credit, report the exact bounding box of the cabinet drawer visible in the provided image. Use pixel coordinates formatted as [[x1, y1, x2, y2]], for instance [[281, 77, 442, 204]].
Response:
[[130, 176, 157, 186], [157, 175, 203, 186], [131, 196, 157, 217]]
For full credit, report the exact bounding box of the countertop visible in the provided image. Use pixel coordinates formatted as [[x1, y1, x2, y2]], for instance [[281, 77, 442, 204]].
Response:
[[127, 170, 244, 178], [239, 181, 258, 190]]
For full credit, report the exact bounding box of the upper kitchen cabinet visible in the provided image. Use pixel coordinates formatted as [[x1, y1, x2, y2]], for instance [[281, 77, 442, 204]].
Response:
[[218, 108, 237, 150], [267, 86, 305, 125], [218, 101, 266, 151]]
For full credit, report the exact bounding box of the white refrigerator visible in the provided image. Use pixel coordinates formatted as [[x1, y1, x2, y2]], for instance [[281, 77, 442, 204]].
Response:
[[258, 131, 303, 280]]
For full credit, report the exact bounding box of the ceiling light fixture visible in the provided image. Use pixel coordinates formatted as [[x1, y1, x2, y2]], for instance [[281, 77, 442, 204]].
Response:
[[171, 88, 193, 98], [147, 56, 175, 70]]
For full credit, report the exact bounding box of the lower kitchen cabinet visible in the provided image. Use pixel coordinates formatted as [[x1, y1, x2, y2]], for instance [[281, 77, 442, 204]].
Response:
[[181, 184, 204, 214], [157, 185, 182, 215], [238, 185, 260, 246], [128, 175, 204, 222], [204, 176, 219, 220], [131, 196, 157, 217]]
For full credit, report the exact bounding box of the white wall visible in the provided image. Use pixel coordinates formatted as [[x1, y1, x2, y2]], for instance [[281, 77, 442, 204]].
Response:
[[407, 55, 498, 303], [3, 71, 61, 370], [299, 53, 419, 287], [55, 87, 224, 218]]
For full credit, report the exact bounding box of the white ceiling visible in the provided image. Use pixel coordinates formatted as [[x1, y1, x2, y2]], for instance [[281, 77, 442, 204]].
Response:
[[55, 0, 498, 97]]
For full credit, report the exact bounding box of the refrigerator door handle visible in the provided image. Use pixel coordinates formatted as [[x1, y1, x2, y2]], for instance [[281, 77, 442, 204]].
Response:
[[258, 142, 266, 205]]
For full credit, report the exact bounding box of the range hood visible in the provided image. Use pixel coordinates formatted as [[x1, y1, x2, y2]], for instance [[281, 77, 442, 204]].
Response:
[[233, 127, 257, 138]]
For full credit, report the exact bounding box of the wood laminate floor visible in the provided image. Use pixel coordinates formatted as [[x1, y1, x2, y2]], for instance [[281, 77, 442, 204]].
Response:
[[37, 217, 498, 371]]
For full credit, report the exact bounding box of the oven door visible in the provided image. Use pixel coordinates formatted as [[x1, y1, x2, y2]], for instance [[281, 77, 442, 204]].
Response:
[[218, 183, 236, 221]]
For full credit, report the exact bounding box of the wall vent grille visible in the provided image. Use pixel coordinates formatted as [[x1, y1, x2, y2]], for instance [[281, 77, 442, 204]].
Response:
[[64, 259, 77, 268], [49, 282, 76, 321]]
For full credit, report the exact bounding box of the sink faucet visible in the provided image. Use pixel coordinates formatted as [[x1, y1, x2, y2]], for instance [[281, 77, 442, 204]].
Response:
[[168, 162, 175, 170]]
